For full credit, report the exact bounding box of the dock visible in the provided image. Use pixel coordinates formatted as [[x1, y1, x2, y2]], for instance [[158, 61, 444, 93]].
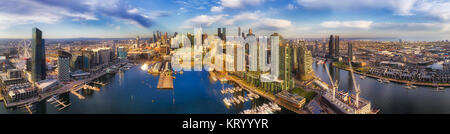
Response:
[[3, 61, 125, 108], [82, 84, 100, 91], [24, 104, 32, 114], [70, 90, 85, 100], [157, 72, 174, 89], [92, 81, 106, 86], [53, 99, 71, 111]]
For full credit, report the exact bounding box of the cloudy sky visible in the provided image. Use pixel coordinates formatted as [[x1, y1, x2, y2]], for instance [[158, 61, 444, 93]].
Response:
[[0, 0, 449, 41]]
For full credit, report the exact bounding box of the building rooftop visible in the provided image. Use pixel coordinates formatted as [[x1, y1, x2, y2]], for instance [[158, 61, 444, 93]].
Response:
[[36, 79, 58, 89]]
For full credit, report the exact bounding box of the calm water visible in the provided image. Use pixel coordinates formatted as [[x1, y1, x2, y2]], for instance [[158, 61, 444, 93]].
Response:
[[313, 62, 450, 114], [0, 65, 294, 114]]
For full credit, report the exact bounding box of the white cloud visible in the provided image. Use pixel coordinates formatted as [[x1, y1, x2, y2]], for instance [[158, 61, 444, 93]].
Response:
[[220, 0, 265, 8], [287, 4, 296, 10], [0, 0, 153, 29], [372, 22, 446, 31], [318, 20, 449, 33], [127, 8, 139, 14], [320, 21, 373, 29], [253, 18, 292, 30], [415, 0, 450, 21], [223, 11, 261, 25], [182, 14, 228, 28], [115, 26, 121, 30], [296, 0, 450, 21], [211, 6, 224, 12]]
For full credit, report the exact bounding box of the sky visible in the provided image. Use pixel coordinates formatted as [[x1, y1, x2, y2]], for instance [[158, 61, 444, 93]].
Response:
[[0, 0, 449, 41]]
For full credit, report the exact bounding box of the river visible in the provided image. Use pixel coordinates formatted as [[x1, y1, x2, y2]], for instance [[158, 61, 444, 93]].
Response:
[[0, 65, 294, 114], [313, 62, 450, 114]]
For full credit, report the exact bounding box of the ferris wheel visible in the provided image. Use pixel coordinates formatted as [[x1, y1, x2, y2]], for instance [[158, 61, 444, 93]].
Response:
[[16, 39, 32, 70]]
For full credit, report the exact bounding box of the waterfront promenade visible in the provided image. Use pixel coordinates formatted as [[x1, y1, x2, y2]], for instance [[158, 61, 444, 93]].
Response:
[[4, 71, 108, 108], [224, 74, 308, 114], [3, 62, 126, 108], [331, 63, 450, 87]]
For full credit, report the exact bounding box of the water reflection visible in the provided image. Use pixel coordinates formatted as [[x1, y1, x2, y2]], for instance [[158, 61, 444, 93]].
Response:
[[313, 61, 450, 114], [1, 65, 295, 114]]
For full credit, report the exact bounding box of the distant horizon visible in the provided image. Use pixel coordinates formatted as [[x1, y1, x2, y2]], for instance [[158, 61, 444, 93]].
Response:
[[0, 36, 444, 42], [0, 0, 449, 41]]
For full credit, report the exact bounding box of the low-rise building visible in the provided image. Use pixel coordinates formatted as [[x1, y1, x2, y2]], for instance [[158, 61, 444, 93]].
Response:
[[35, 79, 59, 92]]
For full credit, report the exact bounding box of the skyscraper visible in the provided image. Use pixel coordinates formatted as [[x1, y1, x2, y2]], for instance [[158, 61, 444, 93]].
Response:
[[136, 36, 140, 48], [31, 28, 46, 82], [248, 32, 258, 71], [335, 35, 340, 57], [218, 28, 222, 40], [348, 42, 353, 61], [82, 50, 94, 72], [247, 28, 254, 37], [297, 44, 314, 81], [117, 47, 128, 59], [270, 33, 280, 80], [238, 27, 241, 36], [58, 54, 70, 82], [279, 42, 293, 90], [328, 35, 335, 58], [222, 27, 226, 41]]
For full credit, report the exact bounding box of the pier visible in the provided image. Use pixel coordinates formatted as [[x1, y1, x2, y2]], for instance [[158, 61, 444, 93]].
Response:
[[24, 104, 32, 114], [157, 72, 173, 89], [82, 84, 100, 91], [51, 99, 71, 111], [92, 81, 106, 86], [70, 90, 85, 100]]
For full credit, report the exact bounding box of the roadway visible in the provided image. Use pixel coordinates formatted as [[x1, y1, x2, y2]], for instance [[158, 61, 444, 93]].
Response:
[[4, 61, 124, 108]]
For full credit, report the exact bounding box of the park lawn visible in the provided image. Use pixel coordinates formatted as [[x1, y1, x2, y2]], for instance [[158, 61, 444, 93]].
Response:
[[290, 88, 317, 102]]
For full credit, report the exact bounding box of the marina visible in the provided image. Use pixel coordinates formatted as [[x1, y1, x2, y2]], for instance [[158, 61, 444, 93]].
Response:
[[0, 65, 294, 114], [240, 102, 282, 114]]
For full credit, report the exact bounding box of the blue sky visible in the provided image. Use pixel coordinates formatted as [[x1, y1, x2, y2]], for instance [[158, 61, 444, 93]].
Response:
[[0, 0, 449, 41]]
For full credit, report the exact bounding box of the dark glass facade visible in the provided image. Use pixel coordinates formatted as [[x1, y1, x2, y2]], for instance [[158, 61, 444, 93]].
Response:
[[31, 28, 46, 82]]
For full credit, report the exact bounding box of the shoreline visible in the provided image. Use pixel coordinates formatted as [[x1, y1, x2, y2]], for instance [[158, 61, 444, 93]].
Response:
[[216, 72, 309, 114], [330, 63, 450, 87]]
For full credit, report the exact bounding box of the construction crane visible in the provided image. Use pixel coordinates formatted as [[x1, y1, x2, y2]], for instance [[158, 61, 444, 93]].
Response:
[[324, 63, 339, 101], [347, 58, 361, 108]]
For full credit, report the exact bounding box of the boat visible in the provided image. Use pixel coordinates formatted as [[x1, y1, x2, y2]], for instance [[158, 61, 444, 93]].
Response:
[[219, 78, 228, 82], [404, 85, 414, 89], [360, 75, 366, 79], [434, 87, 446, 92], [46, 95, 58, 103], [223, 98, 232, 106], [106, 68, 115, 74], [384, 80, 390, 83], [377, 78, 384, 83]]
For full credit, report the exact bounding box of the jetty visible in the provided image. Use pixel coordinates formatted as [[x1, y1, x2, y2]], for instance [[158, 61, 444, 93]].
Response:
[[157, 72, 173, 89]]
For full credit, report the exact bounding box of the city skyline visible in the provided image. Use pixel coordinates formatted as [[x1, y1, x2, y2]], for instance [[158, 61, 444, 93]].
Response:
[[0, 0, 449, 41]]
